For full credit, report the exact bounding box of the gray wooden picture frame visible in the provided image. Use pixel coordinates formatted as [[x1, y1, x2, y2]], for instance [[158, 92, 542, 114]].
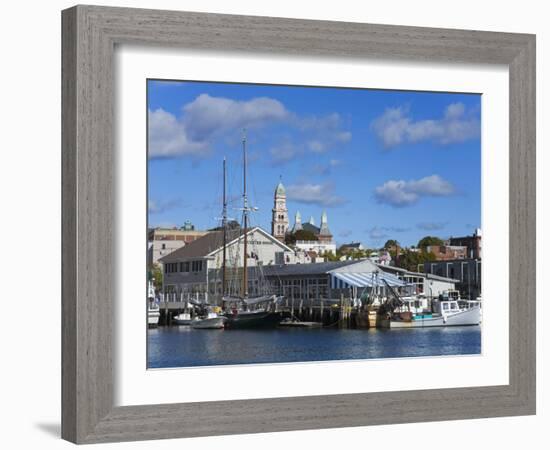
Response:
[[61, 5, 536, 444]]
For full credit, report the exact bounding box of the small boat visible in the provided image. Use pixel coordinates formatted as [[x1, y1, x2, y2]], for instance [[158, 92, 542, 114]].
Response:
[[173, 312, 192, 325], [148, 304, 160, 328], [390, 297, 481, 328], [190, 312, 226, 329], [147, 280, 160, 328]]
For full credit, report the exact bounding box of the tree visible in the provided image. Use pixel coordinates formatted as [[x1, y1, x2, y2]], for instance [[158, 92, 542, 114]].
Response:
[[394, 249, 437, 272], [321, 251, 341, 262], [417, 236, 444, 249], [383, 239, 399, 249], [285, 229, 318, 245], [150, 263, 163, 290]]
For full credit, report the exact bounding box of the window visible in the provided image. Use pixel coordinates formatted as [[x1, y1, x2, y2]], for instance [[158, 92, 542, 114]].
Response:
[[165, 263, 178, 274], [191, 260, 203, 272], [161, 243, 166, 250]]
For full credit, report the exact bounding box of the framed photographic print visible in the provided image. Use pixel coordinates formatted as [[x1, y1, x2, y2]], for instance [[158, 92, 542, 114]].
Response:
[[62, 5, 536, 444]]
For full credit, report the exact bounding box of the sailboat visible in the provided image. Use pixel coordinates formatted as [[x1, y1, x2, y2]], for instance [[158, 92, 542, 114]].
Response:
[[221, 131, 285, 329]]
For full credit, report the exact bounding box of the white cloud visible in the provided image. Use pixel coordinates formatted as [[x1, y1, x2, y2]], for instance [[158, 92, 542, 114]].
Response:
[[301, 113, 352, 154], [286, 183, 346, 207], [269, 142, 301, 165], [310, 159, 342, 176], [374, 174, 455, 207], [371, 102, 480, 148], [367, 225, 410, 241], [149, 94, 352, 160], [339, 229, 353, 238], [148, 108, 209, 158], [148, 198, 183, 214], [368, 227, 389, 240], [417, 221, 448, 231], [182, 94, 288, 141]]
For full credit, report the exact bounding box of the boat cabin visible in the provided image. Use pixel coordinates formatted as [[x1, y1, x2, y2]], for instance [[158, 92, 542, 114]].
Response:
[[432, 299, 461, 315]]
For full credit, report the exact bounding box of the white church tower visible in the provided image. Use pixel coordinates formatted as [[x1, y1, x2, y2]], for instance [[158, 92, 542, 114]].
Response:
[[292, 211, 303, 232], [271, 180, 289, 242]]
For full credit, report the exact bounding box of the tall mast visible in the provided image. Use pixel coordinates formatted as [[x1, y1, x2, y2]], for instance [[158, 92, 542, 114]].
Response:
[[242, 129, 248, 298], [222, 157, 227, 298]]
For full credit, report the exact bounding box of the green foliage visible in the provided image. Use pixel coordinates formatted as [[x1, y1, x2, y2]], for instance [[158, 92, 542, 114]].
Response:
[[151, 263, 163, 290], [394, 249, 437, 272], [322, 248, 374, 262], [417, 236, 444, 249], [322, 251, 341, 262], [383, 239, 399, 249], [285, 229, 318, 245]]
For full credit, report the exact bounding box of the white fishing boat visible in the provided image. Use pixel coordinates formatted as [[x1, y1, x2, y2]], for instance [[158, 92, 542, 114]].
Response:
[[147, 280, 160, 328], [173, 312, 192, 325], [390, 297, 481, 328], [190, 312, 226, 329]]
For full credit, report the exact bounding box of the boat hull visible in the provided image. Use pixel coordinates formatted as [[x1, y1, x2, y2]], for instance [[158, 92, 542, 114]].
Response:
[[173, 314, 192, 326], [148, 310, 160, 328], [390, 306, 481, 328], [224, 311, 283, 329], [190, 317, 226, 329], [173, 319, 192, 326]]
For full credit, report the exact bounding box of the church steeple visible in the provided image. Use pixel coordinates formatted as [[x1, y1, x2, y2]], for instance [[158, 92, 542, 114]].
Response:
[[271, 178, 289, 242], [318, 210, 332, 242], [293, 210, 303, 232]]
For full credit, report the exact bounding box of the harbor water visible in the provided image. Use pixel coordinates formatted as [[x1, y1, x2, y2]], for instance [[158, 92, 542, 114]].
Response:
[[147, 326, 481, 368]]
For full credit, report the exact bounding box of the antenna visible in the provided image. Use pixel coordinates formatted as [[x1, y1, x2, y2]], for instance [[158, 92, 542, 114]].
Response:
[[242, 129, 248, 298], [222, 157, 227, 299]]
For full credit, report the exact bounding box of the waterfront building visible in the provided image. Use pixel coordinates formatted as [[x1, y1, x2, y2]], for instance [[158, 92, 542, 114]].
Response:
[[339, 242, 364, 254], [147, 224, 208, 268], [423, 258, 481, 299], [262, 259, 414, 303], [449, 228, 482, 259], [271, 181, 289, 242], [294, 240, 337, 255], [160, 226, 294, 298], [378, 264, 458, 298], [426, 244, 468, 261]]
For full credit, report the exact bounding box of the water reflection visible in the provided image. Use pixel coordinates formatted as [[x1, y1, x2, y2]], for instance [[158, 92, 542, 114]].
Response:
[[147, 326, 481, 369]]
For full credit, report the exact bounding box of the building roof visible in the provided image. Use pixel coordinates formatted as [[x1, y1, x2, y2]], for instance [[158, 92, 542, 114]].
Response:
[[332, 271, 409, 288], [378, 263, 460, 283], [159, 230, 228, 261], [302, 222, 320, 234], [340, 242, 362, 249], [263, 260, 358, 277], [159, 227, 293, 262], [148, 227, 208, 238]]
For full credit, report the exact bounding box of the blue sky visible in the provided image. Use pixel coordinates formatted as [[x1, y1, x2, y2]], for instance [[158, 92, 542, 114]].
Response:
[[147, 79, 481, 248]]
